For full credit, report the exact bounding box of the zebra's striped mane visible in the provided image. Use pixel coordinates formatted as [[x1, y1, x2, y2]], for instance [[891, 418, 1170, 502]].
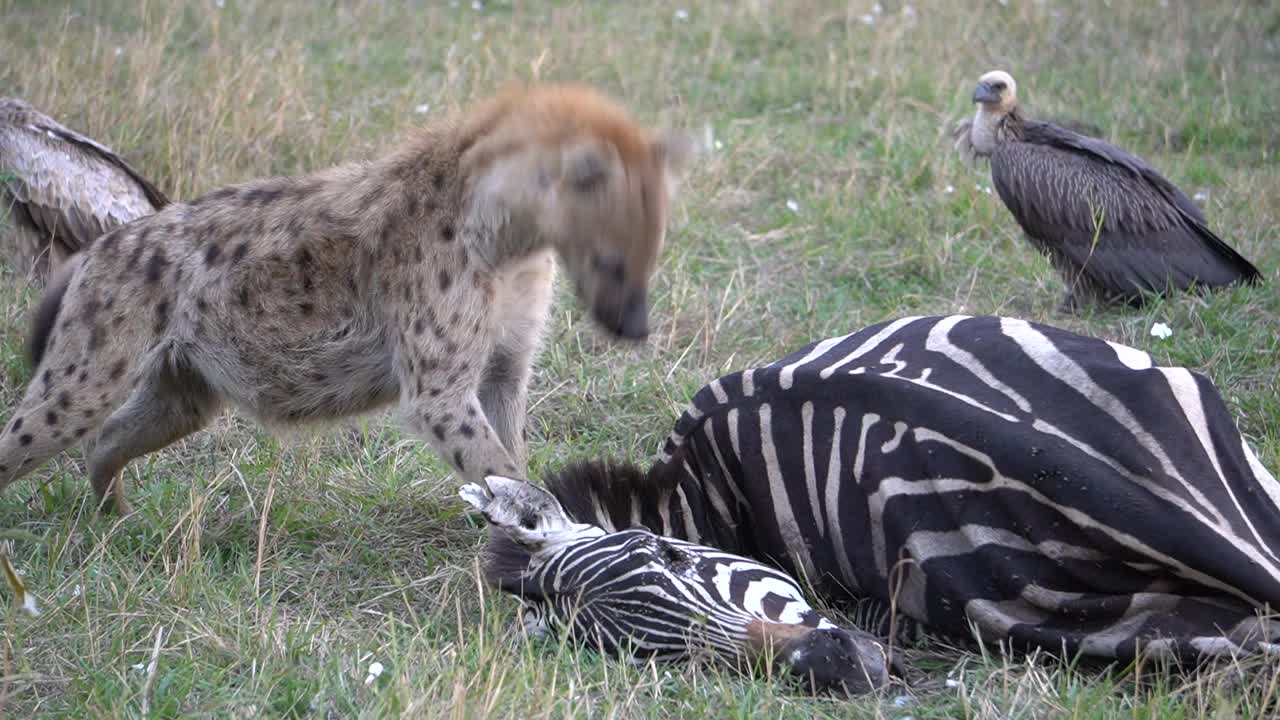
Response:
[[544, 458, 691, 535]]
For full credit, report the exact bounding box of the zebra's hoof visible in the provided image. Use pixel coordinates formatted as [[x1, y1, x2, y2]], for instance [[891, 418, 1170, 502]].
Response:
[[782, 627, 890, 695]]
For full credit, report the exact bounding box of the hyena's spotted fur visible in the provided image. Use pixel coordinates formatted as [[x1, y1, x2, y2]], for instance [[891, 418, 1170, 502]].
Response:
[[0, 84, 694, 513]]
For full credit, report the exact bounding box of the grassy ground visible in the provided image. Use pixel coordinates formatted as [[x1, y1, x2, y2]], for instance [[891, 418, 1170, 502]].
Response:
[[2, 0, 1279, 717]]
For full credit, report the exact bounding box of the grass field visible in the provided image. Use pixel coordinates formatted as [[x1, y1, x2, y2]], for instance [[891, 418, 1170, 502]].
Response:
[[2, 0, 1279, 717]]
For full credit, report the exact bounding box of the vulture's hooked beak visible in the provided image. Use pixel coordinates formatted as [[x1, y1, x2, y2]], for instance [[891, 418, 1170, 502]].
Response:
[[973, 82, 1001, 105]]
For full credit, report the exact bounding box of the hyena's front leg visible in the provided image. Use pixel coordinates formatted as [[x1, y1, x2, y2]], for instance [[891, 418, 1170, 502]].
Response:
[[476, 345, 532, 471], [398, 357, 523, 484]]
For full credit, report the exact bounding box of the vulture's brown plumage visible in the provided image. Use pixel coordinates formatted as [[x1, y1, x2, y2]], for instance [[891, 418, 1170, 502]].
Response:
[[954, 71, 1262, 309], [0, 97, 168, 283]]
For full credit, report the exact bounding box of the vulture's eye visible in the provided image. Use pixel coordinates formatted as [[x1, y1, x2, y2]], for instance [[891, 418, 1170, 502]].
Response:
[[992, 82, 1006, 91]]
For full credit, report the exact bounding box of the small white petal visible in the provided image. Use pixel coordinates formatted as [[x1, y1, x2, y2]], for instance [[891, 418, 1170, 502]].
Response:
[[786, 199, 800, 213], [945, 678, 960, 688], [114, 46, 124, 56], [21, 592, 39, 616], [1150, 322, 1173, 339], [471, 0, 483, 10], [1193, 190, 1209, 203], [944, 184, 955, 194], [872, 3, 883, 14], [414, 104, 430, 114], [859, 14, 875, 25], [714, 140, 724, 150], [675, 9, 688, 20]]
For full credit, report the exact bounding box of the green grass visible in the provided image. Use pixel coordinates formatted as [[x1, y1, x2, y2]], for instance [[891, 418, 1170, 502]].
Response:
[[2, 0, 1279, 717]]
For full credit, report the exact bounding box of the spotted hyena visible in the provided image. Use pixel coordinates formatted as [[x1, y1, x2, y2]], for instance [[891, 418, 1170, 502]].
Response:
[[0, 84, 695, 513]]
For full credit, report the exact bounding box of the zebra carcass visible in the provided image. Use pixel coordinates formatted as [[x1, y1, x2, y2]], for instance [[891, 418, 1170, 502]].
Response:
[[460, 475, 892, 695], [546, 315, 1280, 661]]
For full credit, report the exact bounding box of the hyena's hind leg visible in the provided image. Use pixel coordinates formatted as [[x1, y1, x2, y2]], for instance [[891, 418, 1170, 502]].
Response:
[[87, 345, 221, 514], [0, 347, 129, 501]]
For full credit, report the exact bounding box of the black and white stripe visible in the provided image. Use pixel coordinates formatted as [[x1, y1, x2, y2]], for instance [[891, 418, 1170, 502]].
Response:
[[549, 315, 1280, 660]]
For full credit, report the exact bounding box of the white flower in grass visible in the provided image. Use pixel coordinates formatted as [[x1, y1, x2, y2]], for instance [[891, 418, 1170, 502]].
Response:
[[859, 14, 876, 26], [1150, 322, 1173, 339], [1193, 190, 1209, 203], [114, 46, 123, 57], [945, 677, 960, 688], [944, 184, 955, 195], [414, 103, 430, 115], [471, 0, 483, 10], [872, 3, 883, 14], [785, 199, 800, 213], [364, 660, 385, 685], [675, 9, 688, 21]]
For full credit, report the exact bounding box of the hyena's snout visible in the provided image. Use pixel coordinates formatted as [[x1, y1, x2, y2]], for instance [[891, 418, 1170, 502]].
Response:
[[592, 286, 648, 340]]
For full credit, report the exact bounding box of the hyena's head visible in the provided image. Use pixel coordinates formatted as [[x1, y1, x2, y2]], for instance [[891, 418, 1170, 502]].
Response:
[[464, 85, 696, 340]]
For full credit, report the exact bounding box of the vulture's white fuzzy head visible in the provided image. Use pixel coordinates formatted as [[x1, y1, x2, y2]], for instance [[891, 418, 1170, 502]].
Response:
[[965, 70, 1019, 157], [973, 70, 1018, 114]]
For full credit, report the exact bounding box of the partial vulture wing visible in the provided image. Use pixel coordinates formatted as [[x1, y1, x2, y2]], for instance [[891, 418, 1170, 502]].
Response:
[[990, 128, 1261, 300], [0, 100, 168, 268]]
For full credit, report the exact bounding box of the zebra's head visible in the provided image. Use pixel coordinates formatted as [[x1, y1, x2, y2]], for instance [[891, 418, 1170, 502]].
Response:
[[460, 475, 605, 551], [461, 476, 891, 695]]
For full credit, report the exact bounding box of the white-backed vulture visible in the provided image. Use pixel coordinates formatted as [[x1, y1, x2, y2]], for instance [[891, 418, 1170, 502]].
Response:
[[954, 71, 1262, 309], [0, 97, 168, 283]]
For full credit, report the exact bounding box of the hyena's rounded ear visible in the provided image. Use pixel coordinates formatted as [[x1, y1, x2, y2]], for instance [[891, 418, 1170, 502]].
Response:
[[652, 129, 698, 182]]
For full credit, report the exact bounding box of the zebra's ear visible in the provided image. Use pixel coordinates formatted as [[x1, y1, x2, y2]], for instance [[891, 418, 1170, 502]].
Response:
[[458, 483, 493, 514]]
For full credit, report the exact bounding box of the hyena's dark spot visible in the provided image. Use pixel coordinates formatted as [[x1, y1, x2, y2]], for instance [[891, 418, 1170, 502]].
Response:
[[432, 425, 447, 442], [128, 237, 148, 268], [145, 247, 168, 284], [237, 286, 250, 307], [453, 450, 466, 472], [204, 243, 223, 267], [440, 224, 455, 242], [82, 407, 95, 420], [73, 428, 88, 439], [45, 411, 58, 426], [232, 242, 250, 263], [413, 317, 425, 336], [196, 297, 208, 311], [58, 392, 71, 410], [78, 370, 89, 384], [103, 295, 115, 311], [243, 185, 284, 206], [18, 434, 33, 446], [9, 416, 23, 433], [429, 388, 443, 398], [433, 171, 446, 191], [405, 192, 420, 218], [458, 423, 475, 438], [438, 269, 452, 293], [413, 244, 424, 263], [192, 187, 237, 206], [298, 302, 314, 316], [109, 359, 127, 381], [41, 369, 52, 386], [64, 364, 76, 377], [0, 464, 7, 473], [112, 314, 125, 328], [89, 326, 105, 351], [154, 301, 170, 333], [466, 406, 477, 418]]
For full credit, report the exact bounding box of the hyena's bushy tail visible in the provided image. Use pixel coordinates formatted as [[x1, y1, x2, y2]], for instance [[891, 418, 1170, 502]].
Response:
[[28, 253, 84, 367]]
